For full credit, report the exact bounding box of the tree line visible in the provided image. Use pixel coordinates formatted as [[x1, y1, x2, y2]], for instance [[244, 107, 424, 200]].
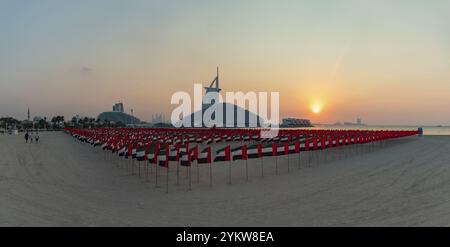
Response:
[[0, 115, 126, 132]]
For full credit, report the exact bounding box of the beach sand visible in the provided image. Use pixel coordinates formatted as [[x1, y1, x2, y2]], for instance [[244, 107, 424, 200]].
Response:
[[1, 132, 449, 226]]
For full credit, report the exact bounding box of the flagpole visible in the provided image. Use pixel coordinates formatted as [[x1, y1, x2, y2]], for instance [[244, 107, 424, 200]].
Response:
[[261, 157, 264, 177], [138, 161, 141, 178], [196, 160, 199, 183], [228, 160, 232, 185], [189, 164, 192, 191], [150, 160, 153, 175], [246, 159, 248, 181], [166, 162, 169, 194], [128, 158, 131, 173], [287, 154, 290, 173], [308, 151, 311, 167], [298, 152, 301, 170], [275, 156, 278, 175], [132, 159, 134, 175], [146, 162, 149, 181], [155, 162, 159, 188], [209, 161, 213, 187], [177, 159, 180, 186]]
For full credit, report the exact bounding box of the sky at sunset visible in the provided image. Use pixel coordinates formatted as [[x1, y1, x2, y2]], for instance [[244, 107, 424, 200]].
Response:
[[1, 0, 449, 125]]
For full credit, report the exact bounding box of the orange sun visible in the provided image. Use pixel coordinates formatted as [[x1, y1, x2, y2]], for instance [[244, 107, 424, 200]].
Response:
[[311, 104, 322, 114]]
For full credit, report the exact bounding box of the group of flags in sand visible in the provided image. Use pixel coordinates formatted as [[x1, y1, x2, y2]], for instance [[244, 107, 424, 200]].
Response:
[[67, 127, 418, 192]]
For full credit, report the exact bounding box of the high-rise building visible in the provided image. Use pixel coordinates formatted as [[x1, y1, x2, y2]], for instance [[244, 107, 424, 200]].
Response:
[[357, 118, 362, 125], [152, 114, 165, 123]]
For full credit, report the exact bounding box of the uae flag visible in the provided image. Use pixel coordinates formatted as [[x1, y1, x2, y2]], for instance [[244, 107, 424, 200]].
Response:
[[118, 145, 127, 157], [261, 143, 274, 157], [175, 137, 182, 145], [125, 143, 133, 159], [261, 136, 273, 143], [196, 136, 203, 143], [328, 137, 335, 148], [93, 139, 101, 147], [146, 143, 157, 163], [247, 144, 262, 159], [304, 139, 310, 151], [288, 141, 301, 154], [320, 138, 327, 150], [197, 147, 212, 164], [131, 143, 138, 159], [243, 135, 250, 141], [272, 143, 285, 156], [232, 145, 247, 160], [136, 145, 147, 161], [111, 142, 118, 153], [252, 134, 259, 141], [214, 145, 231, 162], [272, 136, 281, 142], [207, 136, 214, 144], [180, 144, 191, 166], [214, 135, 222, 143], [157, 144, 169, 167], [190, 145, 198, 162], [312, 138, 319, 150], [101, 142, 108, 150], [168, 145, 180, 161]]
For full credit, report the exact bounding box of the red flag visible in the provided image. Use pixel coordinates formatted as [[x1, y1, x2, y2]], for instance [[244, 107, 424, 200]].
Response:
[[206, 146, 212, 163], [313, 138, 318, 150], [191, 145, 198, 161], [272, 143, 278, 156], [127, 143, 132, 157], [164, 143, 169, 167], [224, 145, 231, 161], [284, 142, 289, 155], [257, 143, 262, 158], [176, 144, 180, 161], [144, 143, 151, 161], [294, 141, 300, 153]]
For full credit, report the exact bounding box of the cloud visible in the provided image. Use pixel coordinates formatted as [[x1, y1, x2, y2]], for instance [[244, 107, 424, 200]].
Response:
[[81, 66, 93, 74]]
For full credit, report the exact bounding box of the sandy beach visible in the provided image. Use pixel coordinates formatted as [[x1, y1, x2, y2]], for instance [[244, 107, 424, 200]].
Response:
[[1, 131, 449, 226]]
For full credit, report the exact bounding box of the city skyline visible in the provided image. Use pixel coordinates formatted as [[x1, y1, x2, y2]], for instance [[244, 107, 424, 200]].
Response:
[[1, 0, 450, 125]]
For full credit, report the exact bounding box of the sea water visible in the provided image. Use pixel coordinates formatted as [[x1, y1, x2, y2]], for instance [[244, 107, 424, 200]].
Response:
[[310, 125, 450, 136]]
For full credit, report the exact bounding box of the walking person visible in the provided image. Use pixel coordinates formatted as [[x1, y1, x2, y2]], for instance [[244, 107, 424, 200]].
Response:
[[25, 131, 29, 143], [30, 132, 33, 143], [35, 132, 39, 143]]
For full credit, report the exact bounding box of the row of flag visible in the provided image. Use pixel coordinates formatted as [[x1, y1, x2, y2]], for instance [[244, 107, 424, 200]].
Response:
[[67, 128, 419, 168]]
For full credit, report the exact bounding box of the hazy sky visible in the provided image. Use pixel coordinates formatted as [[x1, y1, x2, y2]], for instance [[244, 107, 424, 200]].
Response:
[[1, 0, 449, 125]]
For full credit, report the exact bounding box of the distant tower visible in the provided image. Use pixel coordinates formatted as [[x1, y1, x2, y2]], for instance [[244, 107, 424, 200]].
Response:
[[203, 67, 221, 110], [27, 107, 30, 121], [204, 67, 221, 94]]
